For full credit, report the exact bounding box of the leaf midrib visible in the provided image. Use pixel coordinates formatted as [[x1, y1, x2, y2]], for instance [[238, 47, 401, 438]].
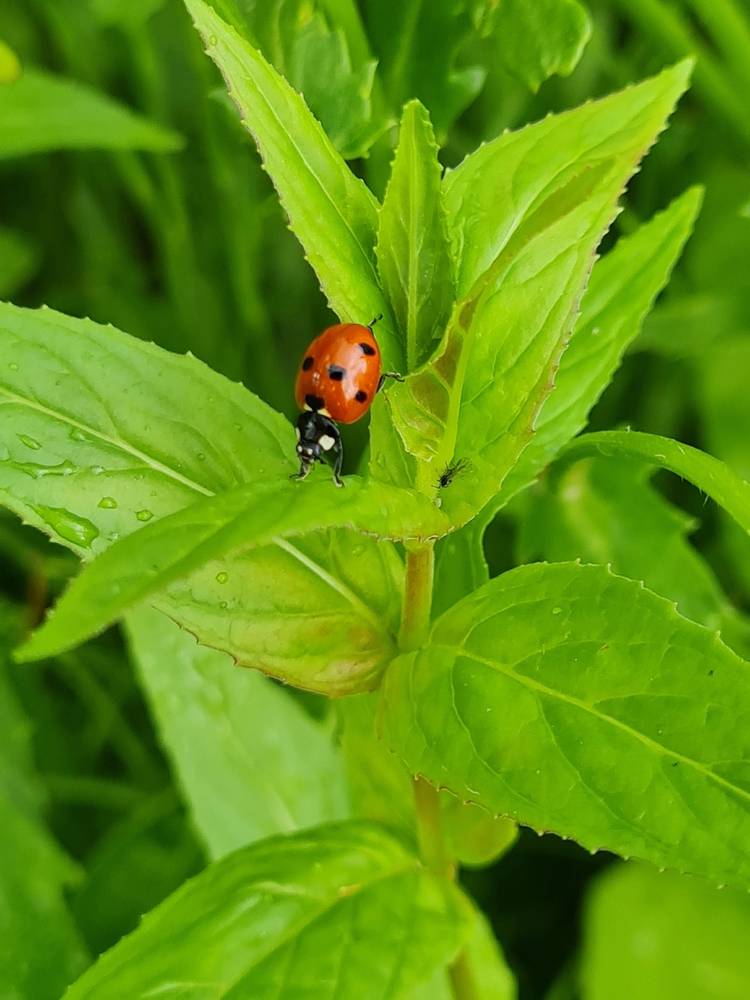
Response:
[[226, 863, 421, 996], [437, 643, 750, 807], [0, 387, 392, 639], [0, 386, 213, 498]]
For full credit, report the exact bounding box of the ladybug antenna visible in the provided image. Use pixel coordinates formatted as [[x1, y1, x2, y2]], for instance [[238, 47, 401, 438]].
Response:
[[367, 313, 383, 331]]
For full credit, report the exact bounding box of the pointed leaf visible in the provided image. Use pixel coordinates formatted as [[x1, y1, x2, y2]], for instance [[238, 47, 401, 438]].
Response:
[[18, 477, 447, 668], [375, 64, 692, 523], [499, 186, 703, 506], [126, 608, 349, 858], [0, 69, 181, 158], [376, 100, 455, 371], [382, 561, 750, 888], [63, 823, 469, 999], [185, 0, 400, 365]]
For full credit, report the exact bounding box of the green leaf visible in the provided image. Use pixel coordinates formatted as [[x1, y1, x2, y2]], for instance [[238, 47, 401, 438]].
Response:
[[519, 457, 740, 636], [581, 863, 750, 1000], [210, 0, 386, 159], [376, 100, 455, 372], [361, 0, 486, 135], [376, 63, 692, 522], [558, 430, 750, 537], [339, 693, 517, 868], [499, 187, 703, 507], [0, 606, 88, 999], [18, 476, 447, 670], [126, 607, 349, 857], [493, 0, 592, 92], [418, 905, 517, 1000], [64, 822, 469, 999], [0, 303, 405, 692], [0, 69, 182, 158], [430, 189, 701, 611], [433, 522, 489, 618], [184, 0, 400, 366], [157, 525, 405, 695], [0, 225, 38, 298], [382, 561, 750, 888]]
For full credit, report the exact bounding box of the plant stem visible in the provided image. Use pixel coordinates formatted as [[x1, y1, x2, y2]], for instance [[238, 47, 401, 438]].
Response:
[[398, 542, 434, 652], [413, 775, 454, 879], [399, 543, 476, 1000]]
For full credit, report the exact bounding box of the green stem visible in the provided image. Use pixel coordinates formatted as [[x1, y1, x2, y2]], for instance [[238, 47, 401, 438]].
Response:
[[399, 543, 476, 1000], [398, 542, 435, 652]]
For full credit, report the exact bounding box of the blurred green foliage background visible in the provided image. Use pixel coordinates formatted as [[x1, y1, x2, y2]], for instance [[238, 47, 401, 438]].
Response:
[[1, 1, 750, 997]]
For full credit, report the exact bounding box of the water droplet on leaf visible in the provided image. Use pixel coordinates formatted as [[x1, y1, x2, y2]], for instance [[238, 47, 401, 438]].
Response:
[[136, 509, 153, 522], [18, 434, 40, 450], [98, 497, 118, 509], [33, 505, 99, 548]]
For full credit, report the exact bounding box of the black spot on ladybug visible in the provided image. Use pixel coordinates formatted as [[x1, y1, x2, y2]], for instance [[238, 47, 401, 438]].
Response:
[[305, 393, 325, 411], [359, 342, 376, 356], [355, 390, 368, 403], [302, 356, 314, 371], [328, 365, 346, 381]]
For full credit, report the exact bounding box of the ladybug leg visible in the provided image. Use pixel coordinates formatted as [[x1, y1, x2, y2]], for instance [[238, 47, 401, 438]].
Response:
[[321, 437, 345, 488], [290, 459, 313, 483], [377, 371, 404, 393]]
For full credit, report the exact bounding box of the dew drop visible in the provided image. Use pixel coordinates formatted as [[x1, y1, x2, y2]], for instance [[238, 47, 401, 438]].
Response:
[[220, 601, 228, 610], [98, 497, 118, 509], [91, 465, 105, 476], [136, 509, 153, 522], [197, 452, 206, 462], [8, 362, 18, 371], [552, 606, 562, 615], [216, 571, 229, 584], [33, 505, 99, 548], [69, 428, 89, 443], [18, 434, 40, 450]]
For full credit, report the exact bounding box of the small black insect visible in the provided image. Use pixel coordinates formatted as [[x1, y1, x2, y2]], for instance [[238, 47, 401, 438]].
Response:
[[437, 458, 469, 489]]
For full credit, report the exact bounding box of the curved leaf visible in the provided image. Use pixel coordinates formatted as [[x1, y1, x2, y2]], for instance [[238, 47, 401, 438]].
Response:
[[382, 561, 750, 888], [519, 456, 747, 646], [64, 823, 469, 999], [18, 477, 447, 667], [558, 430, 750, 536], [0, 303, 404, 692]]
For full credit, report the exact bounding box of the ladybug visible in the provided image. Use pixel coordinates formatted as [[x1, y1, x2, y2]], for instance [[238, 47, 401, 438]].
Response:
[[292, 316, 401, 487]]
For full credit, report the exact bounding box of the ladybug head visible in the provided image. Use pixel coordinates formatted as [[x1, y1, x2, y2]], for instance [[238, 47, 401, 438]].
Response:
[[295, 410, 339, 463]]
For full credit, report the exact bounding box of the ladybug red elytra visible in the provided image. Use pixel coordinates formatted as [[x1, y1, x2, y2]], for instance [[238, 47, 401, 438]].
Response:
[[292, 316, 401, 487]]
